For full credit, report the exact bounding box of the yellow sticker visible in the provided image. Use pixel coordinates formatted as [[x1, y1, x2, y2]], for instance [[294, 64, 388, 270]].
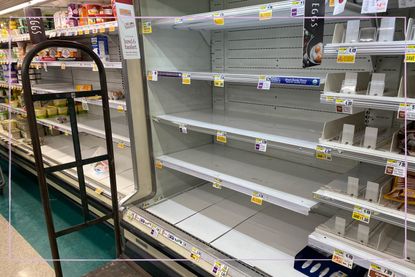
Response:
[[109, 26, 116, 32], [213, 12, 224, 26], [155, 160, 163, 169], [117, 142, 126, 149], [78, 30, 84, 35], [92, 64, 98, 71], [117, 105, 124, 112], [337, 47, 357, 64], [95, 187, 104, 195], [352, 206, 371, 224], [84, 28, 90, 35], [64, 132, 69, 136], [216, 131, 227, 143], [213, 75, 224, 87], [259, 5, 273, 21], [329, 0, 335, 7], [325, 96, 335, 103], [315, 145, 332, 161], [99, 27, 105, 33], [190, 247, 201, 262], [251, 192, 264, 205], [182, 73, 191, 85], [142, 21, 152, 34], [405, 45, 415, 63], [212, 178, 222, 189]]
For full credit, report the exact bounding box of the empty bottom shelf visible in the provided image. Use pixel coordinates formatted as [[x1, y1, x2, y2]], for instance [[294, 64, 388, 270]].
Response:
[[146, 184, 328, 276]]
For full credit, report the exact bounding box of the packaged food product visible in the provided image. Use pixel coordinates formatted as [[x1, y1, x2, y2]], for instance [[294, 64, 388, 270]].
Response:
[[384, 173, 415, 205], [53, 99, 67, 107], [94, 160, 108, 174], [78, 5, 88, 26], [67, 4, 80, 27], [35, 107, 47, 119], [56, 47, 80, 61], [91, 36, 109, 61], [46, 106, 58, 117], [57, 106, 68, 115], [108, 90, 124, 100], [85, 4, 101, 25], [100, 5, 114, 21]]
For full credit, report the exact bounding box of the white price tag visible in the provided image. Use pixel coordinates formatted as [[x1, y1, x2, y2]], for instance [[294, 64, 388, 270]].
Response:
[[291, 0, 305, 16], [336, 98, 353, 114], [361, 0, 388, 13], [385, 159, 406, 177], [179, 124, 187, 134], [255, 138, 267, 152], [257, 75, 271, 90], [352, 206, 371, 224], [332, 249, 354, 269], [398, 103, 415, 120], [150, 225, 160, 238], [368, 263, 396, 277], [148, 71, 158, 81], [81, 98, 89, 111], [315, 145, 332, 161]]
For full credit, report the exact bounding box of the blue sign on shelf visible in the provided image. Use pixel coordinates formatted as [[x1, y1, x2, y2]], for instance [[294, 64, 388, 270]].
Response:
[[270, 76, 320, 87]]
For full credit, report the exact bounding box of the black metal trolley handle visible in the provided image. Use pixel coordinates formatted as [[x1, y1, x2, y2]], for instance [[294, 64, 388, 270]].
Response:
[[21, 40, 122, 277]]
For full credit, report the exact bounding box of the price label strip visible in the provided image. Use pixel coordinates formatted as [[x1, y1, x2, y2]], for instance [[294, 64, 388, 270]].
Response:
[[337, 47, 357, 64], [213, 74, 224, 87], [182, 73, 191, 85], [368, 263, 396, 277], [147, 70, 158, 81], [352, 205, 371, 224], [336, 98, 353, 114], [251, 192, 264, 205], [291, 0, 305, 16], [212, 178, 222, 189], [255, 138, 267, 152], [259, 4, 273, 20], [332, 249, 353, 269], [257, 75, 271, 90], [406, 45, 415, 63], [216, 131, 227, 143], [385, 159, 406, 177], [315, 145, 332, 161], [179, 124, 187, 134], [397, 103, 415, 120]]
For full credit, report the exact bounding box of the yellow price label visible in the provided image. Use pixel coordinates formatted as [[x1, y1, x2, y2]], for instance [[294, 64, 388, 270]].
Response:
[[117, 142, 126, 149], [190, 247, 201, 262], [117, 105, 124, 112], [251, 192, 264, 205], [142, 21, 152, 34], [99, 27, 106, 33], [329, 0, 335, 7], [259, 5, 273, 20], [212, 178, 222, 189], [78, 30, 84, 35], [337, 47, 357, 64], [352, 206, 371, 224], [95, 187, 104, 195], [155, 160, 163, 169], [213, 12, 224, 25], [109, 26, 116, 32], [182, 73, 191, 85], [213, 75, 224, 87], [315, 145, 332, 161], [216, 131, 227, 143], [84, 28, 90, 35]]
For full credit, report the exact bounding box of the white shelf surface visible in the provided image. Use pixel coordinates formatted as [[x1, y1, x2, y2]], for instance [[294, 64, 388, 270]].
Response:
[[157, 144, 340, 215], [315, 163, 415, 230], [147, 184, 328, 277], [153, 70, 324, 87], [309, 222, 415, 277], [156, 109, 343, 153], [0, 21, 118, 43], [321, 92, 415, 112], [324, 40, 414, 56], [0, 103, 130, 146], [0, 131, 134, 197], [151, 1, 303, 31]]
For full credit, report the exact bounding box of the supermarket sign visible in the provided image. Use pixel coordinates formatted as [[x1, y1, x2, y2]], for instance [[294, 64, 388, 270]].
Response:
[[115, 0, 141, 59], [24, 7, 47, 44]]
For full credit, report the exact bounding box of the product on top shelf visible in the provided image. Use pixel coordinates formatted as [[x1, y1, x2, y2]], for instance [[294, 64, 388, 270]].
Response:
[[67, 4, 81, 27], [91, 35, 109, 61], [397, 123, 415, 156], [108, 90, 124, 100]]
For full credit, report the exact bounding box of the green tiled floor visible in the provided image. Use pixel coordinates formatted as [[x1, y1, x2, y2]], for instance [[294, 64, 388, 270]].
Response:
[[0, 159, 115, 277]]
